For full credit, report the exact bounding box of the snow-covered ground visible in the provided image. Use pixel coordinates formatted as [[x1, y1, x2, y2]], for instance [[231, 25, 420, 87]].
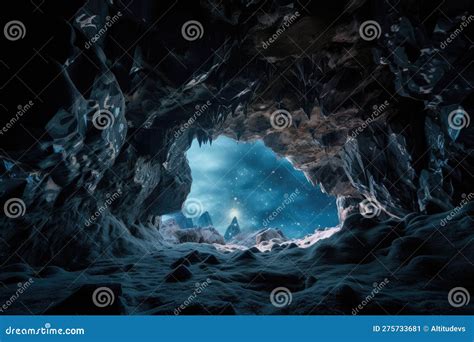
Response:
[[0, 206, 473, 315]]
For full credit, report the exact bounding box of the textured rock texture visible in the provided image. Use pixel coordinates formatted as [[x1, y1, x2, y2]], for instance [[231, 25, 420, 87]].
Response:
[[224, 217, 241, 241], [0, 0, 472, 269], [1, 203, 472, 314]]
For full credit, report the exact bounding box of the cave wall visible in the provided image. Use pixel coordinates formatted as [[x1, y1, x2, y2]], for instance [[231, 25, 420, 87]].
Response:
[[0, 0, 472, 266]]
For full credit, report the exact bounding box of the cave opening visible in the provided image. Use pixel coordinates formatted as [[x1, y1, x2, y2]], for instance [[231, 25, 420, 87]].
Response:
[[0, 0, 472, 317], [163, 135, 339, 242]]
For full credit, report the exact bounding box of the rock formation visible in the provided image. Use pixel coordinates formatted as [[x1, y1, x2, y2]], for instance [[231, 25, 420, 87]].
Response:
[[0, 0, 472, 315], [224, 217, 241, 241], [197, 211, 213, 227], [174, 227, 225, 245], [1, 0, 472, 266], [166, 212, 194, 229], [255, 228, 287, 245]]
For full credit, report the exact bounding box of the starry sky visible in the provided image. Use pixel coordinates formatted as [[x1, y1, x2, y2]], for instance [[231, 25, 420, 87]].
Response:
[[184, 136, 339, 238]]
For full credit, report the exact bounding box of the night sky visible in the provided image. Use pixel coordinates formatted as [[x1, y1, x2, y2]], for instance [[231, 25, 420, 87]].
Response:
[[184, 136, 339, 238]]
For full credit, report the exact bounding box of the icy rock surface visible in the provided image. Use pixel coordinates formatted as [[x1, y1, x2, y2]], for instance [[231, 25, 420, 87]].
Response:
[[174, 227, 225, 245], [255, 228, 287, 245], [1, 204, 472, 314], [224, 217, 241, 241], [0, 0, 472, 268], [197, 212, 214, 227]]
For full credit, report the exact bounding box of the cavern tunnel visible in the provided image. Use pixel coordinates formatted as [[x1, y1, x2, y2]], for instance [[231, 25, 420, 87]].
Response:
[[0, 0, 473, 315]]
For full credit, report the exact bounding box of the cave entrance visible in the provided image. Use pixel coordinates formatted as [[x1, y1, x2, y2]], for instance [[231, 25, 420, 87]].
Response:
[[164, 136, 338, 241]]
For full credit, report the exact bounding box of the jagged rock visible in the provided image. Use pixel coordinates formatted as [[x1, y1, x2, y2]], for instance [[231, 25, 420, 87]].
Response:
[[175, 227, 225, 245], [171, 212, 195, 229], [1, 202, 473, 315], [183, 251, 206, 264], [255, 228, 287, 245], [197, 211, 213, 227], [160, 218, 180, 231], [0, 0, 471, 273], [224, 217, 241, 241], [227, 228, 289, 249], [233, 249, 258, 261], [171, 257, 192, 269], [0, 0, 472, 318], [202, 255, 220, 265], [165, 265, 193, 282], [160, 223, 225, 246]]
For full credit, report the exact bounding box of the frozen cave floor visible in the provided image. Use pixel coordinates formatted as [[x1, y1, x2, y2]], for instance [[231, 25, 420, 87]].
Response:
[[1, 207, 473, 315]]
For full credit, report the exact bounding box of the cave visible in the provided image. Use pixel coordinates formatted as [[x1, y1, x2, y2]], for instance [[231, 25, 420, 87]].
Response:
[[0, 0, 473, 315]]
